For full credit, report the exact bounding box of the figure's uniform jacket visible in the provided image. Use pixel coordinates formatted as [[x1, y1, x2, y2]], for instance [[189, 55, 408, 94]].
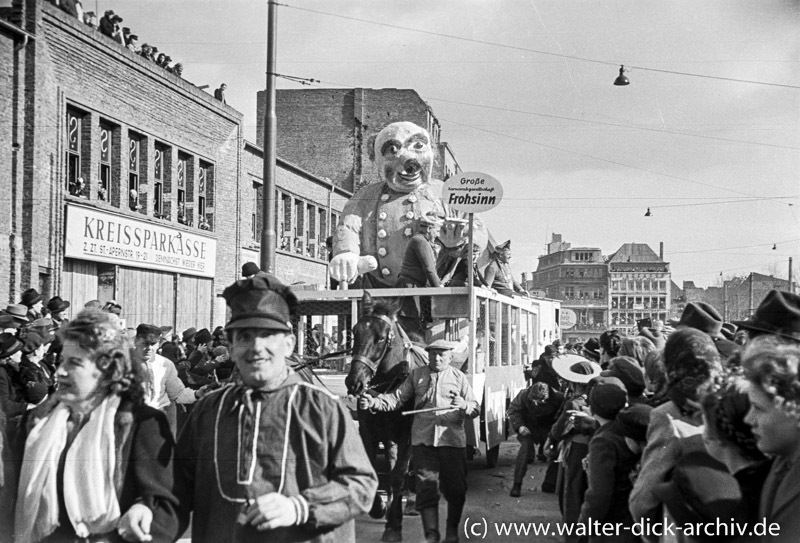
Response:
[[174, 372, 378, 543], [334, 180, 447, 287]]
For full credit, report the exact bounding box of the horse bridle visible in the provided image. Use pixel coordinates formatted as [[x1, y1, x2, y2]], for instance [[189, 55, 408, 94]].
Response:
[[350, 314, 396, 375]]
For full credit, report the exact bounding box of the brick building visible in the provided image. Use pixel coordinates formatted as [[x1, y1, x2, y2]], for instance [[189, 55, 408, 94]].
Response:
[[527, 234, 608, 342], [259, 88, 460, 192], [679, 273, 795, 322], [1, 0, 345, 330]]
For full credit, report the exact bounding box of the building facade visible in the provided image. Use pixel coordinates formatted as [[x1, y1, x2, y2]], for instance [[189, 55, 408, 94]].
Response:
[[680, 273, 794, 322], [259, 88, 459, 192], [527, 234, 608, 342], [1, 0, 345, 331], [608, 243, 671, 335]]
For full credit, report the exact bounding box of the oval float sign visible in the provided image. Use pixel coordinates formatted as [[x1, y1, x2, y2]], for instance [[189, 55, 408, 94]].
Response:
[[560, 308, 577, 330], [442, 171, 503, 214]]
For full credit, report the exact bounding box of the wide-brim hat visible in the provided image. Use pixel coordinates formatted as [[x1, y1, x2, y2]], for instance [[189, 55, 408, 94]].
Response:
[[652, 451, 741, 526], [419, 212, 445, 227], [552, 354, 602, 383], [677, 302, 724, 339], [0, 314, 22, 330], [0, 332, 24, 359], [19, 288, 43, 308], [46, 296, 71, 313], [733, 290, 800, 342], [223, 272, 296, 332], [3, 304, 29, 323]]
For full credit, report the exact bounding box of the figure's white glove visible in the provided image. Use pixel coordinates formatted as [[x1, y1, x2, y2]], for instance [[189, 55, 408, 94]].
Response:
[[329, 253, 378, 283]]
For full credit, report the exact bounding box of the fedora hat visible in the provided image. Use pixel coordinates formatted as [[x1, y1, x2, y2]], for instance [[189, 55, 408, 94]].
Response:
[[3, 304, 29, 323], [552, 354, 602, 384], [182, 327, 197, 342], [0, 332, 24, 359], [733, 290, 800, 342], [19, 288, 43, 308], [0, 314, 22, 330], [581, 337, 601, 362], [46, 296, 71, 313], [677, 302, 724, 339]]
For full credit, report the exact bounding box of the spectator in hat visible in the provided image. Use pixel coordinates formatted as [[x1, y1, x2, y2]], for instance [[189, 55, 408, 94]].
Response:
[[742, 335, 800, 543], [360, 339, 478, 542], [483, 240, 527, 297], [211, 345, 235, 381], [99, 10, 123, 43], [528, 345, 561, 392], [19, 331, 55, 405], [102, 300, 122, 315], [613, 403, 653, 479], [396, 212, 444, 330], [547, 355, 602, 541], [46, 296, 70, 329], [242, 261, 260, 279], [84, 299, 102, 310], [126, 34, 139, 53], [677, 301, 740, 361], [138, 43, 152, 60], [579, 377, 639, 543], [181, 327, 197, 358], [155, 52, 166, 67], [581, 337, 601, 364], [175, 272, 377, 543], [186, 328, 216, 388], [700, 376, 771, 531], [0, 332, 28, 417], [172, 62, 184, 77], [134, 324, 205, 435], [2, 304, 29, 330], [629, 328, 723, 535], [19, 288, 44, 322], [603, 356, 647, 404], [214, 83, 227, 104], [161, 55, 172, 69], [121, 26, 132, 45], [507, 381, 565, 497], [734, 289, 800, 344]]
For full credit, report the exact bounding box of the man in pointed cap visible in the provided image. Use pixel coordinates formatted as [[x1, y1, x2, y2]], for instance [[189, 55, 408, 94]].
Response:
[[483, 240, 528, 297], [175, 272, 377, 543]]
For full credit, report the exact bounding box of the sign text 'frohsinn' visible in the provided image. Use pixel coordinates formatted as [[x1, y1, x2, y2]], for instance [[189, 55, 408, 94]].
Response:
[[442, 172, 504, 214], [65, 205, 216, 278]]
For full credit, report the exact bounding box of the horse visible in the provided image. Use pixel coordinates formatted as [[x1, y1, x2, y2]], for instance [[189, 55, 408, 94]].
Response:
[[346, 291, 427, 543]]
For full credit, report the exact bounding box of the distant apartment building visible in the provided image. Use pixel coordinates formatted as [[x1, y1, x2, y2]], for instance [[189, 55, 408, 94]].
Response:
[[608, 243, 671, 335], [680, 273, 795, 322], [528, 235, 609, 342], [259, 88, 460, 192]]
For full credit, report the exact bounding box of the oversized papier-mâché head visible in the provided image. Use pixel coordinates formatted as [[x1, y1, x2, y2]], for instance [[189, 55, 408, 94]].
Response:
[[371, 122, 434, 193]]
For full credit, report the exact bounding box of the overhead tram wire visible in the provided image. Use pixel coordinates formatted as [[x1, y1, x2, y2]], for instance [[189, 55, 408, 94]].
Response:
[[277, 2, 800, 90]]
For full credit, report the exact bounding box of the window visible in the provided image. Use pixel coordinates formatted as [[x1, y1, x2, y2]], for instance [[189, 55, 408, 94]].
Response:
[[153, 144, 165, 218], [177, 155, 189, 225], [306, 203, 316, 257], [252, 181, 262, 242], [294, 199, 304, 254], [128, 134, 142, 211], [198, 161, 213, 230], [66, 109, 86, 197], [318, 208, 328, 259]]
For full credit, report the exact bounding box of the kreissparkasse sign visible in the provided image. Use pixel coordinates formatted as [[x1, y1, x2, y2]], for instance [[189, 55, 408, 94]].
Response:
[[64, 204, 216, 278]]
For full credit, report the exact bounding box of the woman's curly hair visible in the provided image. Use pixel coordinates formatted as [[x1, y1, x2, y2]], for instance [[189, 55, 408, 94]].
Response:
[[701, 376, 766, 462], [742, 335, 800, 419], [60, 309, 144, 403]]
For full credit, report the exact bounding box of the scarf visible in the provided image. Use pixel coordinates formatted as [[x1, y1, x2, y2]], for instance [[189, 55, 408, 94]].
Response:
[[15, 395, 122, 542]]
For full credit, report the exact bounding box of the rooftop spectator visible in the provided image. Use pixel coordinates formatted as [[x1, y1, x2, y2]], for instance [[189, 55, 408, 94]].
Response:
[[214, 83, 227, 104], [83, 10, 97, 28], [172, 63, 183, 77], [99, 10, 123, 44], [126, 34, 139, 53]]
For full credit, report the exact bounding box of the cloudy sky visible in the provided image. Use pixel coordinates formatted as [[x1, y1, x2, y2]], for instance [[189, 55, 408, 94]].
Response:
[[109, 0, 800, 287]]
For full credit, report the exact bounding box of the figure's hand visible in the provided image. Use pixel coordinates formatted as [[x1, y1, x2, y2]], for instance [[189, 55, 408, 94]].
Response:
[[117, 503, 153, 542], [196, 384, 217, 400], [329, 252, 360, 283], [241, 492, 298, 531], [358, 395, 376, 410], [518, 426, 531, 437]]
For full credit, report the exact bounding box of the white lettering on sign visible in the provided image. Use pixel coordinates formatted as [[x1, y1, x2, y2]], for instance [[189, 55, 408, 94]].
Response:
[[64, 204, 216, 278], [442, 171, 504, 213]]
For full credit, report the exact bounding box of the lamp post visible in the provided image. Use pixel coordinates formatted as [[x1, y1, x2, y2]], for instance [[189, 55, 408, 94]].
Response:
[[260, 1, 278, 273]]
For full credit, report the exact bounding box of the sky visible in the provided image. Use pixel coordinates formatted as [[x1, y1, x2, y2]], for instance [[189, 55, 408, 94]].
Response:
[[105, 0, 800, 287]]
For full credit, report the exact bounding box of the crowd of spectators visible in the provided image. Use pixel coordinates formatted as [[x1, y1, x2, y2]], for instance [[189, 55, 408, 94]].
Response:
[[47, 2, 184, 78]]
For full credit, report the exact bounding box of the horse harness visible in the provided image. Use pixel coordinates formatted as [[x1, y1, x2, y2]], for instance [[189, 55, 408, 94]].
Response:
[[352, 314, 425, 394]]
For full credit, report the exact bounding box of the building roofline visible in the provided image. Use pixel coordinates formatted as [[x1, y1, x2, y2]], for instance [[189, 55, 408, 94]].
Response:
[[243, 140, 353, 198]]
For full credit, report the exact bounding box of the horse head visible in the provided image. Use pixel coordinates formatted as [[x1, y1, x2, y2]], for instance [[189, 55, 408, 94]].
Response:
[[346, 291, 400, 396]]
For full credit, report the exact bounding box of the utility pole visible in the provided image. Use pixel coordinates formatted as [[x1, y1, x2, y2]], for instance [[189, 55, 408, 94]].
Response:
[[790, 257, 794, 294], [260, 1, 278, 273], [749, 272, 754, 317]]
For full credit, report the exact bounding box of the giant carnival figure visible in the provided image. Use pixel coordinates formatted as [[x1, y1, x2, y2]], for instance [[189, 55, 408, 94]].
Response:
[[329, 121, 449, 288]]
